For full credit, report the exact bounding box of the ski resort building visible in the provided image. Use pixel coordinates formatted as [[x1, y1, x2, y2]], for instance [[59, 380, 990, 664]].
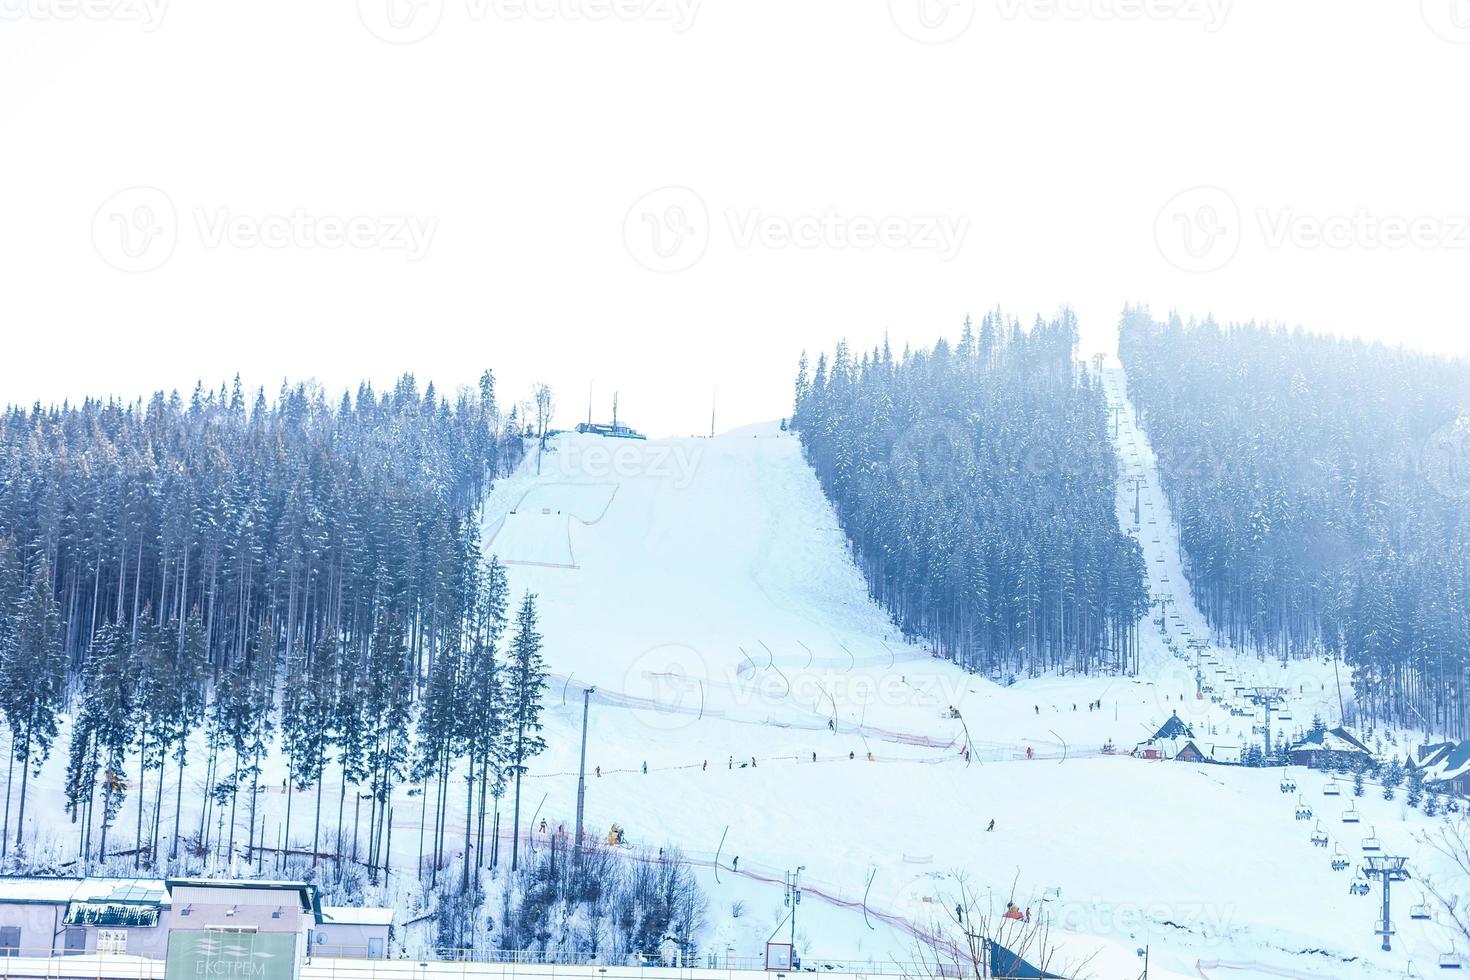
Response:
[[1131, 712, 1196, 760], [0, 876, 391, 968], [1286, 726, 1374, 769], [1409, 740, 1470, 797]]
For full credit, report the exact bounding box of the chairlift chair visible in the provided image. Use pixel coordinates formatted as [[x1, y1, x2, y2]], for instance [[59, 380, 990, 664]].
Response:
[[1411, 900, 1433, 921], [1362, 827, 1383, 852], [1440, 952, 1464, 970], [1324, 780, 1342, 797], [1310, 821, 1329, 847], [1343, 806, 1362, 824]]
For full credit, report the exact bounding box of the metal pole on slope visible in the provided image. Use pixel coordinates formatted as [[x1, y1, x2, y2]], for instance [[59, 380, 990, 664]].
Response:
[[573, 686, 594, 865], [786, 866, 804, 967]]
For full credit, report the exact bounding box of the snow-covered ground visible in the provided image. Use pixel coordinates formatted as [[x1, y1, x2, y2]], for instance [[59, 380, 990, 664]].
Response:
[[8, 368, 1464, 979], [472, 376, 1468, 980]]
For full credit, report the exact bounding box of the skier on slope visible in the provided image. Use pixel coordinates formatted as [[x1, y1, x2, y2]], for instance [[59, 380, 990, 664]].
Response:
[[642, 761, 648, 774], [986, 819, 995, 832]]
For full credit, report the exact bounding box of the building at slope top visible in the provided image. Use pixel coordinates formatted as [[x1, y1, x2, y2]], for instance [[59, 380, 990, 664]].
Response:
[[0, 876, 391, 963]]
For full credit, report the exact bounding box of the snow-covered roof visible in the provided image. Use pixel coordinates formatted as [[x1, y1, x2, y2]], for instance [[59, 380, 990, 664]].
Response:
[[1151, 712, 1194, 741], [1188, 742, 1244, 764], [1431, 741, 1470, 782], [0, 877, 166, 907], [322, 906, 394, 927], [1290, 726, 1372, 756]]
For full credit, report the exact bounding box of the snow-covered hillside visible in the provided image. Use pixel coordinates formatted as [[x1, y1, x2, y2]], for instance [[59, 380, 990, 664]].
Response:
[[475, 378, 1467, 980], [5, 367, 1460, 980]]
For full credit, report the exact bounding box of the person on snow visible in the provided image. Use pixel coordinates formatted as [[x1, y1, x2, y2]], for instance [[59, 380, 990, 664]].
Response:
[[986, 819, 995, 832], [642, 761, 648, 774], [828, 719, 835, 731], [728, 756, 733, 769], [538, 818, 547, 834], [702, 760, 708, 771], [1024, 907, 1031, 924], [1034, 705, 1039, 715], [1026, 746, 1034, 759], [811, 752, 817, 762], [751, 756, 757, 768], [732, 856, 739, 871], [849, 751, 855, 760], [595, 766, 601, 778]]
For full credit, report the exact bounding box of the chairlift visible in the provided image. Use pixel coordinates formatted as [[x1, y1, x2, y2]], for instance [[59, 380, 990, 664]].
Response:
[[1362, 827, 1383, 852], [1278, 709, 1295, 722], [1310, 821, 1329, 847], [1411, 900, 1433, 921], [1330, 844, 1350, 871], [1440, 952, 1464, 970], [1342, 806, 1361, 824], [1350, 878, 1372, 896], [1280, 776, 1297, 793], [1323, 780, 1341, 796], [1296, 796, 1314, 820]]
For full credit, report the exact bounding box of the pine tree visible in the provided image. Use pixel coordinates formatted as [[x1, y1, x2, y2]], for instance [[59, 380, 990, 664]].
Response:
[[1407, 767, 1425, 809], [507, 592, 548, 871], [1, 562, 66, 855]]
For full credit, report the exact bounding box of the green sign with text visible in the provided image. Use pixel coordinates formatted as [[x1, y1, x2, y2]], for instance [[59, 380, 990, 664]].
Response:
[[165, 930, 298, 980]]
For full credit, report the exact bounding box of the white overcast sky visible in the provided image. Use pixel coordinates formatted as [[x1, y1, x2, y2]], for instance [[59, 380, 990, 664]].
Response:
[[3, 0, 1468, 436]]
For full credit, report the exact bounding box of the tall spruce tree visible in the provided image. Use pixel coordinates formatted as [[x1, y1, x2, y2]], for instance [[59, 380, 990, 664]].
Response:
[[507, 591, 548, 871]]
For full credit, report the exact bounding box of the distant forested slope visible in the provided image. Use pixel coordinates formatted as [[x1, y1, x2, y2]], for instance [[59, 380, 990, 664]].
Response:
[[793, 311, 1149, 678], [1120, 308, 1470, 734]]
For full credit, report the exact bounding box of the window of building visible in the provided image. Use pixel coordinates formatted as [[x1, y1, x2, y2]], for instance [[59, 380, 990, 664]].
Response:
[[0, 926, 20, 956], [97, 929, 127, 955]]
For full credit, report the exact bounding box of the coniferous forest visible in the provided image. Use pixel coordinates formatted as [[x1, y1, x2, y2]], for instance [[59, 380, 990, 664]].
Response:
[[1120, 308, 1470, 736], [0, 371, 554, 885], [792, 311, 1150, 678]]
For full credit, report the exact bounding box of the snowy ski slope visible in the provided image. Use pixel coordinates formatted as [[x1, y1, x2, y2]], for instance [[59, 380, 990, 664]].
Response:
[[479, 382, 1470, 980], [6, 368, 1461, 980]]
